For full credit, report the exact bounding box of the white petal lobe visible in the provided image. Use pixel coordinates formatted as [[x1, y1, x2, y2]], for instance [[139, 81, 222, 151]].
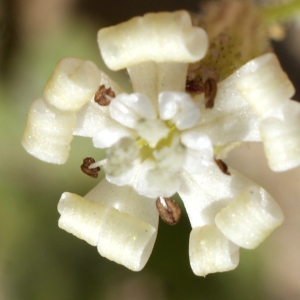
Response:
[[215, 186, 284, 249], [189, 225, 240, 276]]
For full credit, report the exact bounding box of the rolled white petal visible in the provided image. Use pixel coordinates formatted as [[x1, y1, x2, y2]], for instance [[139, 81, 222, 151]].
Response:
[[58, 192, 106, 246], [85, 178, 158, 228], [259, 100, 300, 171], [215, 186, 284, 249], [93, 124, 134, 148], [235, 53, 295, 118], [97, 207, 157, 271], [89, 180, 158, 270], [98, 11, 208, 70], [43, 57, 101, 112], [74, 71, 124, 137], [178, 164, 256, 228], [59, 179, 158, 271], [189, 225, 240, 276], [21, 98, 75, 164]]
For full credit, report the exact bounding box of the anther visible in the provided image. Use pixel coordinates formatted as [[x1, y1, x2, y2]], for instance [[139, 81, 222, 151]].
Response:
[[204, 78, 217, 109], [156, 197, 181, 225], [185, 79, 203, 94], [81, 157, 100, 178], [94, 84, 115, 106], [214, 158, 230, 175]]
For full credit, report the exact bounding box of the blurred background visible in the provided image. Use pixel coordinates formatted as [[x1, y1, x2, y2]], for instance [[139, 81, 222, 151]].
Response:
[[0, 0, 300, 299]]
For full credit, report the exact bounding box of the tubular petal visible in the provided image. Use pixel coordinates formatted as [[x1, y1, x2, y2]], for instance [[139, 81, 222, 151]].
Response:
[[235, 53, 295, 118], [98, 11, 208, 70], [179, 165, 255, 228], [43, 58, 101, 112], [189, 225, 240, 276], [215, 186, 284, 249], [259, 100, 300, 171], [85, 179, 158, 228], [97, 207, 157, 271], [58, 180, 158, 271], [21, 98, 75, 164], [58, 192, 106, 246]]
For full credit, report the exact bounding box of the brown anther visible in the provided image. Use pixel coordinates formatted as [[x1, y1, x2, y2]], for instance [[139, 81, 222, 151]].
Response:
[[81, 157, 100, 178], [185, 79, 203, 94], [94, 84, 115, 106], [204, 78, 217, 109], [156, 197, 181, 225], [214, 158, 230, 175]]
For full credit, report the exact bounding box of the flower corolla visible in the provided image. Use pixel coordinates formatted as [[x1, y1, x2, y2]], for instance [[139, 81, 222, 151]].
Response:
[[21, 10, 300, 276]]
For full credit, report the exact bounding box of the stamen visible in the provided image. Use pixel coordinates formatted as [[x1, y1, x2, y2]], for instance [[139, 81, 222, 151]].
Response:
[[204, 78, 217, 109], [88, 159, 107, 169], [185, 78, 203, 94], [156, 197, 181, 225], [214, 158, 230, 175], [81, 157, 101, 178], [94, 84, 115, 106]]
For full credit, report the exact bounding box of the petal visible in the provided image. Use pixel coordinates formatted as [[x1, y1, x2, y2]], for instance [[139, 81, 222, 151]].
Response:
[[183, 149, 213, 176], [215, 185, 284, 249], [189, 225, 240, 276], [92, 123, 134, 148], [109, 94, 141, 128], [131, 159, 182, 198], [193, 60, 265, 145], [98, 11, 208, 70], [235, 53, 295, 119], [21, 98, 75, 164], [74, 71, 124, 138], [58, 179, 158, 271], [178, 164, 258, 228], [159, 92, 199, 126], [136, 119, 169, 148], [128, 62, 188, 108], [181, 131, 213, 152], [120, 93, 157, 119], [259, 100, 300, 171], [104, 137, 140, 179], [43, 57, 101, 112], [180, 131, 214, 175], [58, 192, 106, 246]]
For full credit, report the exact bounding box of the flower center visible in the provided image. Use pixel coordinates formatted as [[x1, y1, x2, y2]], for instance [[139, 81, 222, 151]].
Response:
[[92, 91, 213, 198]]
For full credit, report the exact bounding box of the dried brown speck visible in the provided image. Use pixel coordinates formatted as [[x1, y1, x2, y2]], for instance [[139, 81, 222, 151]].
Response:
[[204, 78, 217, 109], [214, 158, 230, 175], [94, 84, 115, 106], [81, 157, 100, 178], [156, 197, 181, 225]]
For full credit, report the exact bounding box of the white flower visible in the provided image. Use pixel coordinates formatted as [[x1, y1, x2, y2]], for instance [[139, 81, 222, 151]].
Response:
[[21, 10, 300, 276]]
